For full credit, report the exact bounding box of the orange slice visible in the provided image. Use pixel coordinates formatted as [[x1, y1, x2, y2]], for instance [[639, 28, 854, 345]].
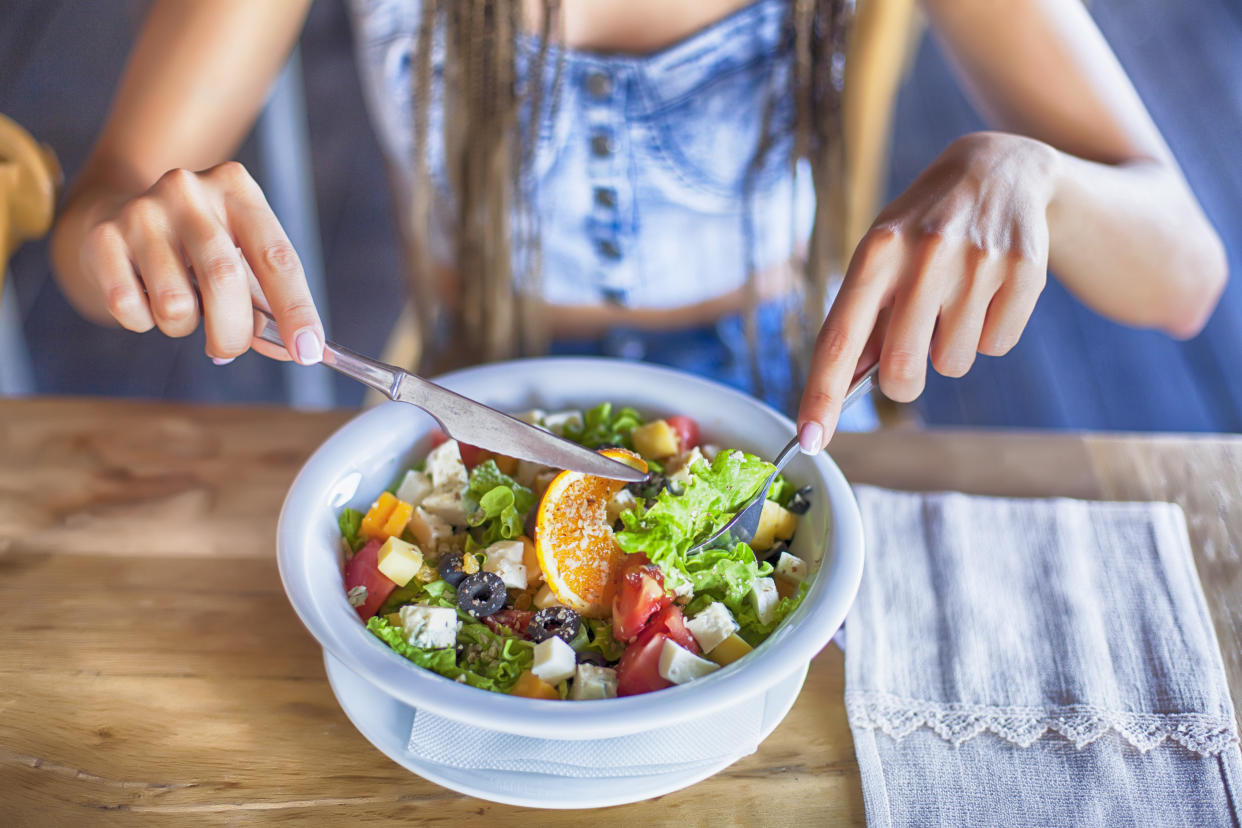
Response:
[[534, 448, 648, 618]]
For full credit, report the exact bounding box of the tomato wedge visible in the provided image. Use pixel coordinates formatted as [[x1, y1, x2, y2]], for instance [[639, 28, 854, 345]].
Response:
[[616, 631, 673, 696], [643, 604, 699, 654], [612, 560, 670, 643], [665, 415, 700, 451], [344, 539, 396, 620]]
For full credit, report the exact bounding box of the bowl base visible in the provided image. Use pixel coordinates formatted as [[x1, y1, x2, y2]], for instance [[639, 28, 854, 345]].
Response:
[[323, 651, 809, 809]]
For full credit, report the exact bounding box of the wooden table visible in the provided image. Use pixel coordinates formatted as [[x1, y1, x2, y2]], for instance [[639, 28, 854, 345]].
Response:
[[1, 398, 1238, 826]]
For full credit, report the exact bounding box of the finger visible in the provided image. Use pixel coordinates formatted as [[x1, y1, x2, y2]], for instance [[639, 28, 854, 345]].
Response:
[[797, 230, 899, 452], [121, 199, 199, 337], [81, 221, 155, 332], [929, 247, 997, 378], [979, 253, 1047, 356], [174, 199, 256, 361], [212, 162, 324, 366], [878, 235, 956, 402]]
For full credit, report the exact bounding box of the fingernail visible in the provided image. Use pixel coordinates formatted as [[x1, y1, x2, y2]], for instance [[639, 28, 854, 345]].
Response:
[[798, 421, 823, 454], [294, 329, 323, 365], [212, 357, 234, 366]]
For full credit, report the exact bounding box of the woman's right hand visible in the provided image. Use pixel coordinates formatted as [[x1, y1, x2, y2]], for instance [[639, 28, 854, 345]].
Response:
[[74, 161, 323, 365]]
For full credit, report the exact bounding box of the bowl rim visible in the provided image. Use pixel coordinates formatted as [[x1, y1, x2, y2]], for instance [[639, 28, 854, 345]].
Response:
[[277, 357, 864, 739]]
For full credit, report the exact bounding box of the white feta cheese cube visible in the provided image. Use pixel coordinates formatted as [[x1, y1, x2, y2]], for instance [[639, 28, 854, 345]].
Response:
[[670, 576, 694, 599], [533, 584, 563, 610], [399, 604, 457, 649], [515, 409, 547, 426], [514, 459, 550, 489], [408, 506, 453, 551], [699, 443, 721, 462], [395, 469, 433, 507], [425, 440, 468, 493], [483, 541, 527, 589], [774, 551, 808, 583], [657, 639, 720, 685], [487, 559, 527, 590], [542, 410, 584, 436], [666, 447, 705, 485], [686, 601, 739, 654], [749, 577, 780, 626], [420, 489, 467, 526], [606, 488, 639, 525], [484, 540, 524, 565], [531, 636, 576, 685], [533, 469, 559, 497], [570, 663, 618, 700]]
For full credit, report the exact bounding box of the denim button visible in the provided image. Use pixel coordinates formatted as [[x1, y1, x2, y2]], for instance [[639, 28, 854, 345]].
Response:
[[594, 187, 617, 208], [585, 70, 612, 98], [590, 132, 614, 157], [597, 239, 621, 259]]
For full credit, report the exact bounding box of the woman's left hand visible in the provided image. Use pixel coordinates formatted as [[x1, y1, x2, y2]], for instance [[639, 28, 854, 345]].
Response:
[[796, 131, 1062, 452]]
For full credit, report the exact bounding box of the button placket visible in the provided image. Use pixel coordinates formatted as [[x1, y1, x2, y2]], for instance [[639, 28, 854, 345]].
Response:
[[582, 63, 635, 306]]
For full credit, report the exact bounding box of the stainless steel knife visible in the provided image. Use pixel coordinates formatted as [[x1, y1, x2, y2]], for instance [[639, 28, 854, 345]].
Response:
[[252, 308, 648, 482]]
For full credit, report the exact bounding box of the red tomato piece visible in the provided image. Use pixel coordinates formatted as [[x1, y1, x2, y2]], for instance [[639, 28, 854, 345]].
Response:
[[616, 631, 673, 696], [665, 415, 700, 451], [643, 604, 699, 654], [612, 562, 670, 643], [344, 539, 397, 620], [484, 609, 533, 637], [428, 429, 449, 448], [457, 442, 488, 470]]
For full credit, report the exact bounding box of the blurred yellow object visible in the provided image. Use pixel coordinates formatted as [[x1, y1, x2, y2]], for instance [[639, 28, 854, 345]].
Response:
[[0, 113, 61, 289]]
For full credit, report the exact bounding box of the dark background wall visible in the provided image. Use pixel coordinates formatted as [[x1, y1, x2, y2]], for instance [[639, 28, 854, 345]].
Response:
[[2, 0, 1240, 430]]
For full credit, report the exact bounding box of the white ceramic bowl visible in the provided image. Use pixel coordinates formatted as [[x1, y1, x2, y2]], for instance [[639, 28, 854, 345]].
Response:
[[278, 358, 864, 742]]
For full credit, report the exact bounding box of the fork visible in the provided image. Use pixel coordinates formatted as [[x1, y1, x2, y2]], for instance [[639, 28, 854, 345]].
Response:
[[687, 363, 879, 556]]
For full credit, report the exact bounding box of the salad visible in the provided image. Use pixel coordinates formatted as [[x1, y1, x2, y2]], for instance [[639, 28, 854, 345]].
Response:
[[337, 403, 813, 700]]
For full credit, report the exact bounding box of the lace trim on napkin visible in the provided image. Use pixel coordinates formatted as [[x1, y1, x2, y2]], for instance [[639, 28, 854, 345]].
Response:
[[846, 690, 1240, 756]]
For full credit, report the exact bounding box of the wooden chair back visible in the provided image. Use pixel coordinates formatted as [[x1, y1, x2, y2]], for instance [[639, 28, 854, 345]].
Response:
[[0, 114, 61, 288]]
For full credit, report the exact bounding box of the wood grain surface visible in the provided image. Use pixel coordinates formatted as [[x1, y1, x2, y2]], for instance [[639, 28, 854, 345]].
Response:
[[1, 398, 1238, 826]]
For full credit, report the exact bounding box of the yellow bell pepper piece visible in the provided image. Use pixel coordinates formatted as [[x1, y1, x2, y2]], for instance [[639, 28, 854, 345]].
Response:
[[380, 499, 414, 540], [360, 492, 415, 542], [360, 492, 398, 540], [510, 669, 560, 700]]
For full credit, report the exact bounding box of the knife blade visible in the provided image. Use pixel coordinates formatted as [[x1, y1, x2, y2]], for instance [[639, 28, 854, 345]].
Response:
[[253, 308, 648, 482]]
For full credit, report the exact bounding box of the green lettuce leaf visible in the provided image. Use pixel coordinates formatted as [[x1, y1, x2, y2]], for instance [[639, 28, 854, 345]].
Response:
[[574, 618, 626, 663], [766, 474, 795, 507], [563, 402, 644, 449], [338, 508, 364, 553], [685, 543, 773, 606], [378, 576, 456, 616], [732, 582, 809, 646], [684, 578, 808, 647], [615, 449, 773, 591], [462, 460, 534, 547], [367, 607, 535, 693]]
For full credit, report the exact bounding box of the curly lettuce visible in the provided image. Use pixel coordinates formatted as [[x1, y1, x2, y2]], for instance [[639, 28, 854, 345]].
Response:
[[563, 402, 644, 449], [367, 596, 535, 693], [462, 460, 535, 547], [615, 449, 773, 591], [338, 508, 364, 553]]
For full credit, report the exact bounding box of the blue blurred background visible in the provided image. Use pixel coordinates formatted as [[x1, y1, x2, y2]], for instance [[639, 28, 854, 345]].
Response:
[[1, 0, 1239, 430]]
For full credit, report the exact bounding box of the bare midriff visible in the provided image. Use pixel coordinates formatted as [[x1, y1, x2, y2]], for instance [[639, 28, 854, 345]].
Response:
[[523, 0, 755, 54]]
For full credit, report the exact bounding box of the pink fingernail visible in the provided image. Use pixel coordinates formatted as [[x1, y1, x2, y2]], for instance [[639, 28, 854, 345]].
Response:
[[212, 357, 234, 366], [294, 329, 323, 365], [798, 421, 823, 454]]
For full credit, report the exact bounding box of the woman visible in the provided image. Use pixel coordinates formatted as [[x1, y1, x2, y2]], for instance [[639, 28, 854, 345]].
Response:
[[50, 0, 1226, 453]]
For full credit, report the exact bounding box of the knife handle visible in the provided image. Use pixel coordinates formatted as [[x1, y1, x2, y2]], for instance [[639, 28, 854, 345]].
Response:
[[252, 307, 400, 399]]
